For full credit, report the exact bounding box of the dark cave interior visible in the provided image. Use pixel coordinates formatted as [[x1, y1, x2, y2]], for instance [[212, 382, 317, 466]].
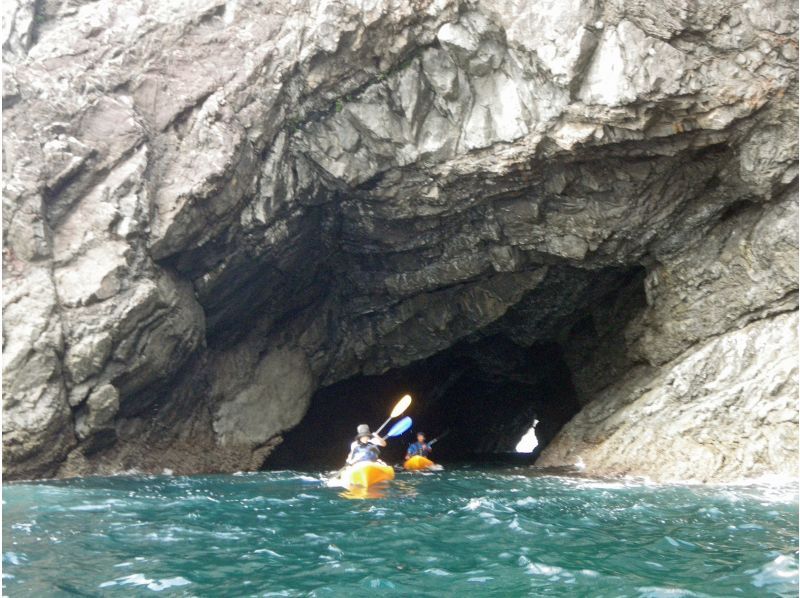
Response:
[[266, 334, 588, 470], [267, 338, 578, 469], [265, 265, 647, 470]]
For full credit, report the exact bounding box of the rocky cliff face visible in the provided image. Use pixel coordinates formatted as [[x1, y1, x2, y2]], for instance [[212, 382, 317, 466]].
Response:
[[3, 0, 797, 481]]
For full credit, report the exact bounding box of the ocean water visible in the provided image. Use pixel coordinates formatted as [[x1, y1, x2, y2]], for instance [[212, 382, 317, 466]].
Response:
[[3, 467, 797, 596]]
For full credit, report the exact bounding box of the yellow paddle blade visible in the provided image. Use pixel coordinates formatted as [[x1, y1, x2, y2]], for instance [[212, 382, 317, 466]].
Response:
[[390, 394, 412, 418]]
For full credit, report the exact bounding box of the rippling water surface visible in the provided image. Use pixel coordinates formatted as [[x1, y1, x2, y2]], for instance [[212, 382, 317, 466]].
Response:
[[3, 467, 798, 596]]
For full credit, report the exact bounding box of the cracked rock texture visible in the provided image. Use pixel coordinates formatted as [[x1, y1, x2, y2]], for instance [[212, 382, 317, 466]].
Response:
[[2, 0, 797, 481]]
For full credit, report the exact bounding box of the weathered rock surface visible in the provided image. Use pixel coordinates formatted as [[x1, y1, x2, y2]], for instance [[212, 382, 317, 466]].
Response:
[[2, 0, 797, 481], [539, 311, 799, 482]]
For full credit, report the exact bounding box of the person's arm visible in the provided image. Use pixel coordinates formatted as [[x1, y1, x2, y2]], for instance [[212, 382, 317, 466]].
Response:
[[369, 434, 387, 447], [345, 442, 357, 465]]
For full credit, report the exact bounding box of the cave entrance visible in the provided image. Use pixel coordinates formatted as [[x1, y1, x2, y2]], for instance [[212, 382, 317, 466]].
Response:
[[264, 265, 647, 471], [265, 337, 580, 470]]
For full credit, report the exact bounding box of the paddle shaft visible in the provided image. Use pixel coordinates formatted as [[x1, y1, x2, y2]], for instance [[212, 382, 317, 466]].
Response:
[[429, 430, 450, 446], [374, 416, 392, 435]]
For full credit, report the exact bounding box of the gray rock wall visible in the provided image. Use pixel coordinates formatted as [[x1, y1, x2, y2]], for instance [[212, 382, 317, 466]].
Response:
[[539, 190, 798, 481], [3, 0, 797, 480], [539, 311, 799, 482]]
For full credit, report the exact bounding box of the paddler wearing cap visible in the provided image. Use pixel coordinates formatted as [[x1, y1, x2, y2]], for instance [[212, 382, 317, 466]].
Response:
[[345, 424, 388, 465]]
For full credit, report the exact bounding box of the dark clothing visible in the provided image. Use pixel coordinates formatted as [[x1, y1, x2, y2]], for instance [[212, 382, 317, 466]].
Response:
[[347, 440, 380, 464], [406, 441, 431, 458]]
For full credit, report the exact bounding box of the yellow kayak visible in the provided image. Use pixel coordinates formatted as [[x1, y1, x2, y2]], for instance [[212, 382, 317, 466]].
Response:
[[403, 456, 435, 471], [341, 461, 395, 487]]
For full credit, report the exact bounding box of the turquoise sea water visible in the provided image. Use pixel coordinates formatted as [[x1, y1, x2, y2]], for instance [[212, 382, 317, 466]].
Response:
[[3, 467, 798, 596]]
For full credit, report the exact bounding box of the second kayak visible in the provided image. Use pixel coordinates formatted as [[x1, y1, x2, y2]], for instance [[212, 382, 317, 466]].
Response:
[[403, 456, 435, 471], [341, 461, 395, 487]]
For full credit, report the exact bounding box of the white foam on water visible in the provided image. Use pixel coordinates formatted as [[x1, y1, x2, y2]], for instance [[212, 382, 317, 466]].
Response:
[[636, 587, 709, 597], [664, 536, 695, 549], [480, 514, 501, 525], [567, 479, 632, 491], [514, 496, 538, 506], [464, 498, 484, 511], [526, 562, 566, 577], [143, 530, 183, 543], [210, 531, 241, 540], [3, 552, 25, 565], [11, 522, 34, 533], [697, 506, 723, 520], [751, 554, 799, 589], [293, 475, 321, 482], [508, 517, 523, 531], [148, 576, 191, 591], [99, 573, 192, 591], [424, 568, 452, 576], [253, 548, 285, 558], [462, 496, 515, 514], [497, 552, 513, 560], [100, 573, 148, 587], [69, 504, 111, 512], [716, 473, 799, 488], [368, 578, 396, 589], [549, 471, 798, 497]]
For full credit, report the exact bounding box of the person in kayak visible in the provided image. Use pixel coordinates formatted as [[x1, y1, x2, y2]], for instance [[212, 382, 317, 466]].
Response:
[[405, 432, 432, 460], [346, 424, 387, 465]]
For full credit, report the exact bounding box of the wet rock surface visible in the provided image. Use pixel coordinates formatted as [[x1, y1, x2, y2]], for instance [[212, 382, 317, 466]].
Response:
[[2, 0, 797, 480]]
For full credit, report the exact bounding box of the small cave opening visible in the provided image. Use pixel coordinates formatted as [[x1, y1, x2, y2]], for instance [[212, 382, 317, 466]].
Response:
[[265, 336, 580, 470], [515, 420, 540, 453]]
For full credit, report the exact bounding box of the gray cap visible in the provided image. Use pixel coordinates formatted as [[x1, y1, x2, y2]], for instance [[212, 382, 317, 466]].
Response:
[[356, 424, 371, 436]]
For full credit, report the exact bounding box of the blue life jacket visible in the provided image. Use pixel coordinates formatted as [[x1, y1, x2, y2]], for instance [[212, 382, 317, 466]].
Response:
[[350, 441, 380, 463], [407, 441, 431, 457]]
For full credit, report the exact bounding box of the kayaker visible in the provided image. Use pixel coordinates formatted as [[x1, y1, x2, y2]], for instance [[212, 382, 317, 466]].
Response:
[[345, 424, 387, 465], [405, 432, 432, 460]]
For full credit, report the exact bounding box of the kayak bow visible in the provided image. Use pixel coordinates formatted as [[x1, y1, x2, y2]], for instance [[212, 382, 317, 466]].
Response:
[[403, 456, 435, 471], [340, 461, 395, 487]]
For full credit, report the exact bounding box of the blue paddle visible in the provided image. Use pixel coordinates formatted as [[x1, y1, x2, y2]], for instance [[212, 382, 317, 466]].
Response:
[[383, 416, 412, 439]]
